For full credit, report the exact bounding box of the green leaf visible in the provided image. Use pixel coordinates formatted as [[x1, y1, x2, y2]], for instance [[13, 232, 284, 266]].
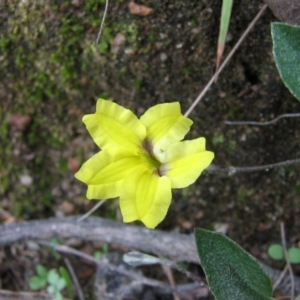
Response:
[[271, 22, 300, 101], [47, 238, 62, 260], [268, 244, 284, 260], [56, 278, 66, 291], [54, 291, 64, 300], [287, 247, 300, 264], [47, 285, 56, 295], [102, 242, 108, 254], [36, 264, 47, 278], [29, 275, 47, 290], [47, 269, 59, 285], [217, 0, 233, 68], [94, 251, 103, 259], [60, 266, 74, 299], [194, 228, 274, 300]]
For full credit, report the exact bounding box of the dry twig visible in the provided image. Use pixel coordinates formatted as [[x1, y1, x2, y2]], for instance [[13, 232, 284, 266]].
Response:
[[225, 113, 300, 126], [0, 290, 51, 300], [273, 264, 288, 293], [161, 265, 180, 300], [280, 222, 295, 299], [63, 258, 85, 300], [207, 158, 300, 175], [184, 4, 267, 117], [95, 0, 109, 45]]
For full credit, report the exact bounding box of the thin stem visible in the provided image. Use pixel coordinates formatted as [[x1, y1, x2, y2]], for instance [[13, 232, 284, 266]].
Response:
[[161, 265, 180, 300], [64, 258, 85, 300], [280, 222, 295, 300], [207, 158, 300, 175], [77, 199, 106, 222], [273, 264, 288, 293], [95, 0, 109, 46], [184, 4, 267, 117], [225, 113, 300, 126]]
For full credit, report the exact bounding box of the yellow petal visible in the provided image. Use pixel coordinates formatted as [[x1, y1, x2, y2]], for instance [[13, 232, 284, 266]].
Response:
[[75, 148, 142, 199], [120, 167, 172, 229], [139, 102, 193, 154], [83, 99, 146, 150], [162, 137, 214, 188]]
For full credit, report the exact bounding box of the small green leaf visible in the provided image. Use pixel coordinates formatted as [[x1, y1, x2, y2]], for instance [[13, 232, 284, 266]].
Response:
[[60, 266, 74, 299], [36, 264, 47, 278], [94, 251, 103, 259], [47, 238, 62, 260], [287, 247, 300, 264], [56, 277, 66, 291], [54, 291, 64, 300], [268, 244, 284, 260], [47, 285, 56, 295], [102, 242, 108, 253], [47, 269, 59, 285], [29, 275, 47, 290], [271, 22, 300, 101], [194, 228, 274, 300]]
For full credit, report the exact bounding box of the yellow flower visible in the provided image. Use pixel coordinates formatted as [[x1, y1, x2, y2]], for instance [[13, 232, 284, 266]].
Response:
[[75, 99, 214, 229]]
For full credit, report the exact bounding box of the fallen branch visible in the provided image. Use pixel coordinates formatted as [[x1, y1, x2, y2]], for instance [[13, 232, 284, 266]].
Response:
[[0, 216, 299, 295], [0, 290, 51, 300], [0, 216, 195, 262]]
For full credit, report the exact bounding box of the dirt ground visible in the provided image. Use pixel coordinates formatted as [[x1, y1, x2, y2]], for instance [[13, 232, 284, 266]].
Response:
[[1, 0, 300, 299]]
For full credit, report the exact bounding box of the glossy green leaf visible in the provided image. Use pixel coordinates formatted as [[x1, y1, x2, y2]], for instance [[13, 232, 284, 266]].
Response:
[[288, 247, 300, 264], [271, 22, 300, 101], [194, 228, 274, 300], [268, 244, 284, 260]]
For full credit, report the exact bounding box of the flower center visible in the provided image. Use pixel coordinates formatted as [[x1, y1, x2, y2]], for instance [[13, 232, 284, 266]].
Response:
[[141, 138, 163, 175]]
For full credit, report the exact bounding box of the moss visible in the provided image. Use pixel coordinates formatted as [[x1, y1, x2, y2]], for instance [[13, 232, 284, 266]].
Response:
[[147, 28, 158, 43], [0, 176, 10, 195], [1, 0, 89, 109], [98, 27, 113, 54], [58, 159, 68, 172], [212, 132, 225, 145], [123, 23, 139, 48], [27, 132, 41, 146], [228, 140, 236, 152], [85, 0, 106, 13], [0, 36, 9, 51], [237, 187, 254, 201], [134, 79, 142, 89]]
